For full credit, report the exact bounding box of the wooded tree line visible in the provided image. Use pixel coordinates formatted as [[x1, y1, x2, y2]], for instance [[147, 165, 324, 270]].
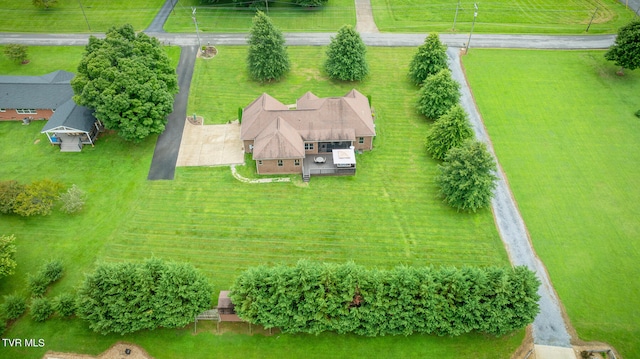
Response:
[[230, 261, 540, 336]]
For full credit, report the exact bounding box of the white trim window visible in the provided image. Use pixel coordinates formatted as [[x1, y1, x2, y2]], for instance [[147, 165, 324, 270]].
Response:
[[0, 108, 6, 112], [358, 137, 365, 144], [16, 109, 37, 114], [304, 143, 314, 150], [277, 160, 283, 167], [294, 159, 300, 166]]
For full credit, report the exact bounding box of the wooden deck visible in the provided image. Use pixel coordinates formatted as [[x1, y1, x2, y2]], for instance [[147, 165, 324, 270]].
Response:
[[302, 153, 356, 182]]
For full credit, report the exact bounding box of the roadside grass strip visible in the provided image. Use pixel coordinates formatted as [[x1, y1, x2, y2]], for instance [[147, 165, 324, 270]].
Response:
[[462, 49, 640, 358], [0, 0, 166, 32], [164, 0, 356, 33], [371, 0, 635, 34]]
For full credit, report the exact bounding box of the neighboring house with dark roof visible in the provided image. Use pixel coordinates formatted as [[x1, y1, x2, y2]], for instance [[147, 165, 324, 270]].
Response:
[[0, 70, 102, 152], [241, 89, 376, 181]]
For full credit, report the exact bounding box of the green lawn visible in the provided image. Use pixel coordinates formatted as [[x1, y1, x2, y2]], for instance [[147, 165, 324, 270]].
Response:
[[0, 0, 165, 32], [371, 0, 636, 33], [164, 0, 355, 32], [0, 46, 519, 357], [462, 50, 640, 357]]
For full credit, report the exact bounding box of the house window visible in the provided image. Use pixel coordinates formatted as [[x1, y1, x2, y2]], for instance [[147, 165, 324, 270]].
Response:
[[304, 143, 314, 150], [16, 109, 37, 114], [294, 159, 300, 166], [358, 137, 365, 144], [258, 160, 263, 165], [277, 160, 283, 167], [0, 109, 5, 112]]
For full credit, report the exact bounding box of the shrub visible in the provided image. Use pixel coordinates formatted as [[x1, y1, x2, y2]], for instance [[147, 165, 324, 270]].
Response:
[[59, 185, 86, 214], [12, 179, 64, 216], [0, 180, 25, 214], [27, 272, 49, 298], [27, 260, 64, 297], [3, 44, 28, 64], [53, 293, 76, 317], [635, 109, 640, 118], [30, 297, 53, 322], [1, 294, 27, 320], [42, 259, 63, 283], [0, 234, 17, 279]]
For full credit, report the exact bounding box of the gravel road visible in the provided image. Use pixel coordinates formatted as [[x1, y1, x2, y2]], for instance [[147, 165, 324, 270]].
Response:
[[447, 48, 572, 347]]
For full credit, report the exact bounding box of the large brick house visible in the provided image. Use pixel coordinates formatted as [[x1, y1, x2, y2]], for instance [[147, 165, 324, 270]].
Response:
[[241, 89, 376, 181], [0, 70, 102, 152]]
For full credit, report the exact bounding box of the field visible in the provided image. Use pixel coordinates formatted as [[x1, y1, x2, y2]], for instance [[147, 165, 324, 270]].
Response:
[[164, 0, 356, 32], [0, 46, 519, 358], [370, 0, 636, 33], [0, 0, 165, 32], [462, 50, 640, 357]]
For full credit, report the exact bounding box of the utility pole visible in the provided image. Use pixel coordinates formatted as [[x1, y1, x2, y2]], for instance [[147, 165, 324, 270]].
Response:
[[78, 0, 91, 32], [466, 3, 478, 53], [452, 0, 461, 31], [192, 7, 202, 52]]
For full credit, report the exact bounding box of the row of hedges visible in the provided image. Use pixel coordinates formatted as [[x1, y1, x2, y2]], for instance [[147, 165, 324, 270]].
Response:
[[230, 261, 540, 336]]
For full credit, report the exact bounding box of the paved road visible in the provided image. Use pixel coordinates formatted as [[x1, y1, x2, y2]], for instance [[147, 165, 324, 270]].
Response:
[[147, 46, 197, 180], [0, 32, 617, 49]]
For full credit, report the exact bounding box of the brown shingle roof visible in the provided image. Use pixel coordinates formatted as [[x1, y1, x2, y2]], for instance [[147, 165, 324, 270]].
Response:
[[241, 89, 375, 142], [253, 117, 305, 160]]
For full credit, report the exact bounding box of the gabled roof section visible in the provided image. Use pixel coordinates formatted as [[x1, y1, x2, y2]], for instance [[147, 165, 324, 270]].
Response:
[[0, 70, 75, 109], [241, 93, 289, 140], [41, 99, 96, 133], [253, 117, 305, 160]]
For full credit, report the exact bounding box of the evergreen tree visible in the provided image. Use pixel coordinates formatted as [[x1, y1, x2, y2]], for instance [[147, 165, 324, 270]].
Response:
[[408, 33, 448, 86], [71, 24, 178, 142], [436, 140, 497, 212], [605, 20, 640, 75], [417, 68, 460, 120], [425, 104, 474, 160], [76, 258, 212, 335], [325, 25, 369, 81], [247, 11, 290, 82]]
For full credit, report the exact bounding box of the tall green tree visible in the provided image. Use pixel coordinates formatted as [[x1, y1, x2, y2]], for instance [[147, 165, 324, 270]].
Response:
[[32, 0, 58, 9], [417, 68, 460, 120], [71, 24, 178, 142], [436, 140, 497, 212], [425, 104, 474, 160], [76, 258, 212, 335], [408, 33, 448, 86], [605, 20, 640, 75], [3, 44, 28, 64], [325, 25, 369, 81], [247, 11, 290, 82], [0, 235, 17, 279]]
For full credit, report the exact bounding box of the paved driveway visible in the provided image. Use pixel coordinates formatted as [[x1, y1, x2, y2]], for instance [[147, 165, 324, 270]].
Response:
[[176, 120, 244, 167]]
